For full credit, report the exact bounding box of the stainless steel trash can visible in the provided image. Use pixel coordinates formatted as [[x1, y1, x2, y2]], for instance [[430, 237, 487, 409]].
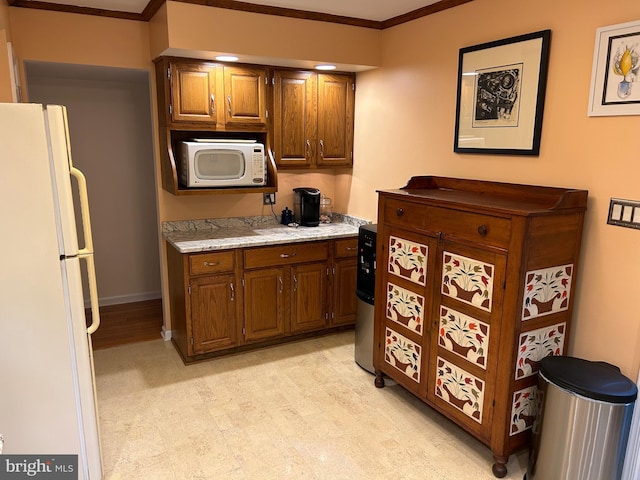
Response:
[[526, 356, 638, 480]]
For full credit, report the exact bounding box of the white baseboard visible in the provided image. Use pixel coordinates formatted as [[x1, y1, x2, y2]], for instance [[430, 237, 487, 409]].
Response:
[[161, 325, 172, 341], [85, 291, 162, 308]]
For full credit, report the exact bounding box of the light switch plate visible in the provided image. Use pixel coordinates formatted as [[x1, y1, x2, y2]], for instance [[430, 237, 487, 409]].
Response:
[[607, 198, 640, 230]]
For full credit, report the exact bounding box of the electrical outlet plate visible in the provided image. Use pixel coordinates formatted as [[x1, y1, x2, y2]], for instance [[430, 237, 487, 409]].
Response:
[[607, 198, 640, 230], [263, 193, 276, 205]]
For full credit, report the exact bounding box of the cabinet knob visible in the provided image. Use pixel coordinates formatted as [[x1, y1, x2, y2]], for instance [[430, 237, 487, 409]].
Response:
[[396, 208, 404, 217], [477, 224, 488, 236]]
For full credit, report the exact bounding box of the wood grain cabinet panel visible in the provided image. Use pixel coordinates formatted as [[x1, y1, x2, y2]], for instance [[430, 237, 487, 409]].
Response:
[[331, 237, 358, 326], [169, 61, 219, 125], [272, 69, 354, 168], [373, 176, 587, 478], [167, 237, 357, 363], [223, 66, 268, 127], [243, 267, 286, 342], [190, 274, 239, 354], [290, 262, 328, 333]]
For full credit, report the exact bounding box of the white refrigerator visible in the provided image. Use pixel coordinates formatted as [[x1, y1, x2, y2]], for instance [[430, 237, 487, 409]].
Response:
[[0, 103, 103, 478]]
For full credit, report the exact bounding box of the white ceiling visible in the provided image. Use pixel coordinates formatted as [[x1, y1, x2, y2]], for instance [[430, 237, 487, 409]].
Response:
[[36, 0, 442, 21]]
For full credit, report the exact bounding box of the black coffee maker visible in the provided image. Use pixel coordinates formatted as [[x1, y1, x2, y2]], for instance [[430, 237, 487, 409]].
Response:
[[293, 187, 321, 227]]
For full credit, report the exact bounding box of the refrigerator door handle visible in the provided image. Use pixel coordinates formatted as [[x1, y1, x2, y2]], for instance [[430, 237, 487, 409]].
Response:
[[70, 165, 101, 334]]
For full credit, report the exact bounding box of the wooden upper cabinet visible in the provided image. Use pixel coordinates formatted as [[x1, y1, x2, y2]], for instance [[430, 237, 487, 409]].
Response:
[[273, 70, 316, 168], [170, 62, 219, 125], [162, 59, 267, 130], [223, 66, 268, 127], [272, 70, 354, 169], [316, 74, 354, 167]]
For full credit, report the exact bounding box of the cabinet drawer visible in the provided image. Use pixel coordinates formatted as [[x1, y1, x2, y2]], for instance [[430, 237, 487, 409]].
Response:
[[244, 242, 329, 268], [384, 198, 427, 229], [427, 206, 511, 249], [189, 251, 235, 276], [334, 237, 358, 258]]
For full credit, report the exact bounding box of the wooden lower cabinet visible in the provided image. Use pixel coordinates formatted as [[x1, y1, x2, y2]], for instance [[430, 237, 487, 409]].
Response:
[[373, 176, 588, 478], [166, 236, 357, 362], [166, 247, 242, 357], [189, 273, 239, 354], [290, 262, 329, 334], [331, 237, 358, 326], [243, 241, 330, 339], [243, 267, 286, 342]]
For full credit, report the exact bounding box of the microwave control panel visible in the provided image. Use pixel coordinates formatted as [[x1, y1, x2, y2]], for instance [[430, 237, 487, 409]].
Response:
[[253, 148, 266, 184]]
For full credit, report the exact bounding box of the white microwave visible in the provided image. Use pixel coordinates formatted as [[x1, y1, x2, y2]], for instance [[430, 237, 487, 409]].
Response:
[[178, 140, 266, 188]]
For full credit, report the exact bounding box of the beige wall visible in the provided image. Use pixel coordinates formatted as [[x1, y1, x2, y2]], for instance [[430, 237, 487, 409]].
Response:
[[8, 8, 150, 69], [156, 1, 382, 71], [5, 1, 640, 378], [351, 0, 640, 378]]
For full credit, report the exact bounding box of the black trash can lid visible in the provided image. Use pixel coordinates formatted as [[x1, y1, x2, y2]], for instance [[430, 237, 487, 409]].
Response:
[[540, 356, 638, 404]]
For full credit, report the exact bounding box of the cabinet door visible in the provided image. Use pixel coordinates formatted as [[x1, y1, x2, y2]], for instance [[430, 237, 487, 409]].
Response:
[[272, 70, 316, 168], [376, 228, 438, 398], [429, 242, 506, 441], [316, 73, 354, 167], [290, 262, 328, 333], [332, 257, 357, 326], [170, 62, 218, 124], [190, 274, 238, 354], [244, 267, 285, 342], [223, 66, 268, 127]]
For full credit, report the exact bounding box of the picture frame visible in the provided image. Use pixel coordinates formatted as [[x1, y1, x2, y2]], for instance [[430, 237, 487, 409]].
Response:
[[454, 30, 551, 156], [588, 20, 640, 117]]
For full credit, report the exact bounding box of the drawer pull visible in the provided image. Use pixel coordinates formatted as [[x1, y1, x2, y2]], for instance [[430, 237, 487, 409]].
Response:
[[477, 225, 488, 236], [279, 253, 297, 258], [396, 208, 404, 217], [203, 261, 221, 267], [345, 246, 357, 251]]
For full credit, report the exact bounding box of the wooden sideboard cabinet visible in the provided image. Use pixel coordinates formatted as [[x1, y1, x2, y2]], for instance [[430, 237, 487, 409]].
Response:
[[166, 236, 358, 363], [372, 176, 588, 477]]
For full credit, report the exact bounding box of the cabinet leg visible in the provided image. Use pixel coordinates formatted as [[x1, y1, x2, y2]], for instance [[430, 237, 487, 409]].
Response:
[[374, 370, 385, 388], [491, 455, 508, 478]]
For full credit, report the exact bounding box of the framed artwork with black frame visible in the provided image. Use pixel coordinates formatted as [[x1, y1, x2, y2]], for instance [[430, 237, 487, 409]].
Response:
[[453, 30, 551, 156]]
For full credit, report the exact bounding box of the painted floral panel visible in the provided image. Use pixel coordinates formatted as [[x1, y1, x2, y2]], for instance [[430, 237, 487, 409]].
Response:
[[386, 282, 424, 335], [385, 327, 421, 382], [522, 264, 573, 320], [510, 386, 539, 436], [438, 306, 489, 369], [515, 322, 566, 380], [441, 252, 493, 312], [435, 357, 484, 423], [388, 236, 427, 286]]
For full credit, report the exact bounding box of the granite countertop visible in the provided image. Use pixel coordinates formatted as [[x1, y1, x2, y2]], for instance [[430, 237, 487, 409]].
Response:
[[163, 214, 370, 254]]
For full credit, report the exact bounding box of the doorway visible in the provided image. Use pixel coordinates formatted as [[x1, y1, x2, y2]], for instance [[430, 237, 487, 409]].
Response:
[[24, 62, 162, 336]]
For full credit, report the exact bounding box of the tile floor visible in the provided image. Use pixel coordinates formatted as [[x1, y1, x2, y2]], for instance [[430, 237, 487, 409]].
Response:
[[94, 331, 528, 479]]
